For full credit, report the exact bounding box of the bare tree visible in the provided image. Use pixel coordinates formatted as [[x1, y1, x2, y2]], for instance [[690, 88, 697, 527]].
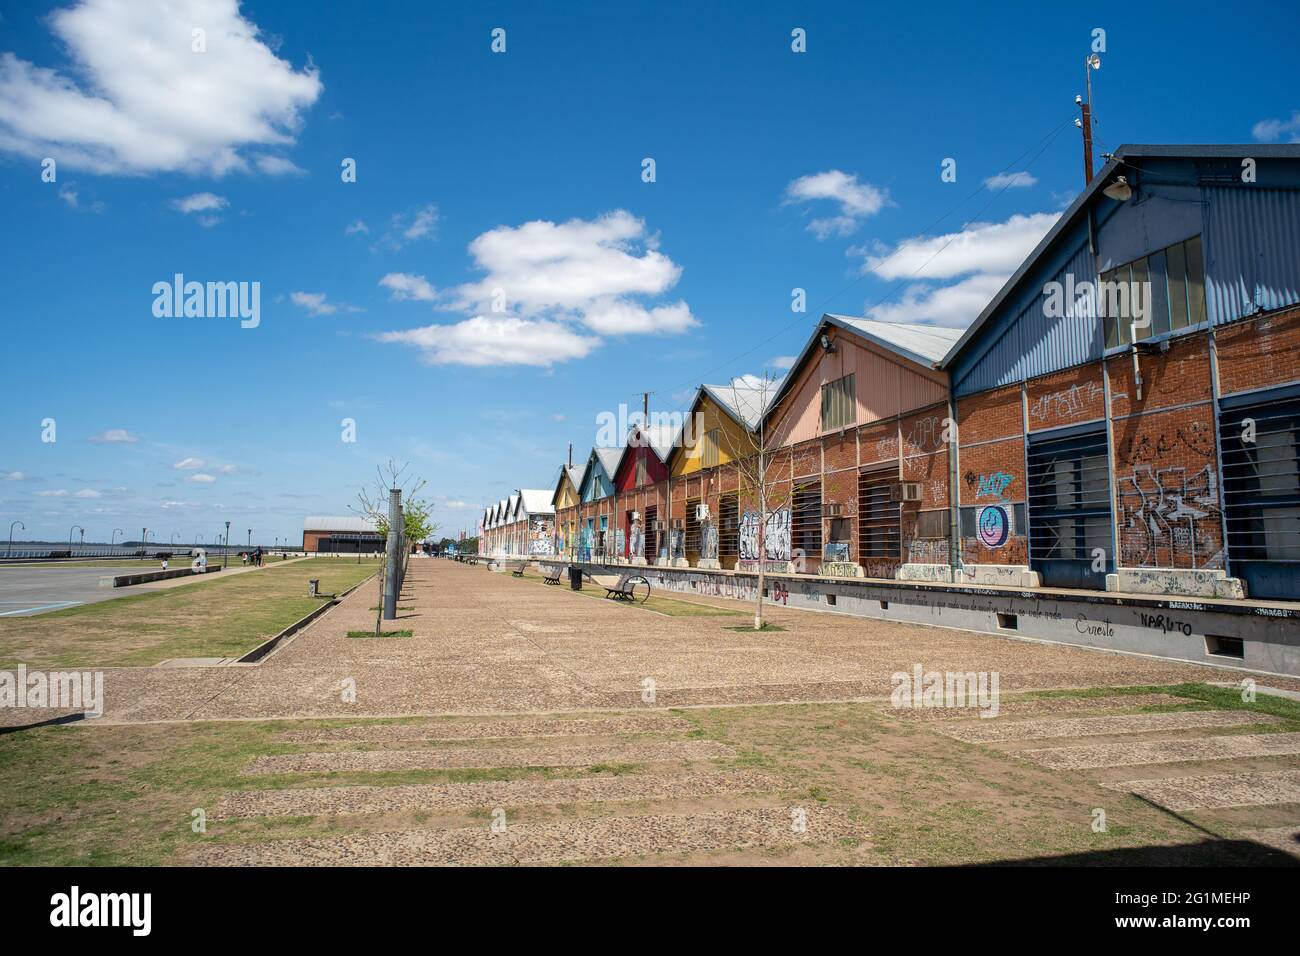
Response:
[[351, 459, 431, 636], [717, 374, 795, 630]]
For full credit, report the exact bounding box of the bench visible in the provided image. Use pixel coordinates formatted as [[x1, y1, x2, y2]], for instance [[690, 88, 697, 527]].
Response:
[[511, 561, 527, 577], [539, 563, 564, 585], [588, 572, 651, 603]]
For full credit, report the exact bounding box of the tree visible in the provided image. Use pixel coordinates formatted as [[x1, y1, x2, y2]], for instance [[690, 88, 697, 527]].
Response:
[[718, 373, 795, 630], [351, 459, 435, 635]]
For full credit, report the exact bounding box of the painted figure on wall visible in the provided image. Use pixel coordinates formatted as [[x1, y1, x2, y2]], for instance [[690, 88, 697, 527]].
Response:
[[629, 515, 644, 558], [738, 508, 792, 562]]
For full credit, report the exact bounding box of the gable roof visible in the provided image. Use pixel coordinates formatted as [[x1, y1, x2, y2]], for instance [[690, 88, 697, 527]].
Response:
[[940, 143, 1300, 369], [759, 314, 957, 425], [519, 488, 556, 516], [627, 422, 678, 463], [576, 446, 622, 500], [701, 380, 776, 431]]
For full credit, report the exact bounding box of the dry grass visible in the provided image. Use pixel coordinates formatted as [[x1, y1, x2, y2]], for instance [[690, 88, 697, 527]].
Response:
[[0, 558, 376, 668]]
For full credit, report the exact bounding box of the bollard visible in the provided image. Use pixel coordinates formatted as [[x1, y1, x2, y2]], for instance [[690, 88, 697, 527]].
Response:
[[308, 578, 319, 597]]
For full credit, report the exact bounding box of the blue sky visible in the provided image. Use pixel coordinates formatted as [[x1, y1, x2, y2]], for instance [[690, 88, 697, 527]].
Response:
[[1, 0, 1297, 545]]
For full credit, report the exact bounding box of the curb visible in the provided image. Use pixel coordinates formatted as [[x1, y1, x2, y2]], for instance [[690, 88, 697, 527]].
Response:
[[236, 569, 378, 664]]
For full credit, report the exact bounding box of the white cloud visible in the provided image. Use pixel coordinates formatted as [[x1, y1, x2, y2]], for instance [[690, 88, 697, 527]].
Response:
[[402, 204, 439, 240], [984, 171, 1038, 189], [0, 0, 322, 175], [37, 489, 68, 497], [73, 488, 102, 498], [450, 210, 695, 335], [1253, 112, 1300, 143], [2, 471, 27, 480], [291, 291, 337, 315], [173, 457, 205, 470], [345, 219, 369, 236], [867, 273, 1012, 329], [376, 317, 599, 367], [860, 212, 1060, 329], [253, 154, 303, 175], [860, 212, 1059, 281], [215, 464, 238, 474], [88, 428, 138, 444], [784, 170, 890, 239], [380, 272, 437, 302], [550, 413, 566, 422], [377, 210, 695, 367], [769, 355, 796, 370], [187, 473, 216, 483], [171, 193, 229, 226]]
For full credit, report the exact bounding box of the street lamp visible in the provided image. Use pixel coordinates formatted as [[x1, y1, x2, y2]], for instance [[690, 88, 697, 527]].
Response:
[[7, 520, 23, 558], [224, 520, 230, 569], [247, 528, 252, 549], [171, 532, 180, 545], [69, 525, 83, 551], [111, 528, 123, 553]]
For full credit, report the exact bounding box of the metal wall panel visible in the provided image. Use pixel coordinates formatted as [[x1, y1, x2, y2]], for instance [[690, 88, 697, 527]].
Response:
[[1203, 186, 1300, 325]]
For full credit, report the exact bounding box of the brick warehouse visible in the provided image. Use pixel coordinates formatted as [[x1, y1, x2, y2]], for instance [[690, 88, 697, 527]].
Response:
[[944, 145, 1300, 601], [486, 144, 1300, 611]]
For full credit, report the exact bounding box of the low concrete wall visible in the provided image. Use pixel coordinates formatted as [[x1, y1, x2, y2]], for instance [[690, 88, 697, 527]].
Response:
[[99, 566, 224, 588], [572, 561, 1300, 678]]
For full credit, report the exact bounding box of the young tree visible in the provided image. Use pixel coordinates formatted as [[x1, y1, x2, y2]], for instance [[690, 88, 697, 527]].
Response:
[[351, 460, 433, 635], [718, 373, 794, 630]]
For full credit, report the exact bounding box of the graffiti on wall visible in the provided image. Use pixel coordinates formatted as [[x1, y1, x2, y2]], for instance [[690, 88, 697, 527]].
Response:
[[906, 538, 950, 564], [738, 508, 792, 562], [1028, 381, 1103, 423], [965, 470, 1013, 500], [1117, 419, 1223, 569], [1119, 464, 1223, 569], [528, 516, 554, 555]]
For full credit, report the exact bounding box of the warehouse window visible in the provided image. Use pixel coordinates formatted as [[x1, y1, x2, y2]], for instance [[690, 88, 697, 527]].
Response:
[[821, 374, 856, 432], [701, 428, 721, 469], [792, 480, 824, 559], [1102, 235, 1206, 348], [635, 454, 647, 487]]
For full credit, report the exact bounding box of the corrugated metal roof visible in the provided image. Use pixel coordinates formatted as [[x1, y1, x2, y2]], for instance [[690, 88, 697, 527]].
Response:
[[518, 488, 555, 515], [565, 464, 584, 488], [825, 315, 962, 365], [702, 380, 774, 430], [303, 515, 380, 533], [594, 445, 623, 477], [631, 423, 678, 462]]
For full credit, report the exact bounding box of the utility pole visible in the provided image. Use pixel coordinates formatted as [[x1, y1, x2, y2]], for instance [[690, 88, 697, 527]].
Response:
[[383, 487, 402, 620], [1076, 53, 1101, 186]]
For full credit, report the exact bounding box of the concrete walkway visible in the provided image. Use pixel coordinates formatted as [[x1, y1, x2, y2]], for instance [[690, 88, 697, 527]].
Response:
[[8, 559, 1298, 727]]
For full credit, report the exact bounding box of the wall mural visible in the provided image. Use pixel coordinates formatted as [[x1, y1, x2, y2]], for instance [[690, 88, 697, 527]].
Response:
[[528, 516, 554, 555], [699, 504, 718, 560], [629, 515, 644, 558], [738, 508, 792, 561]]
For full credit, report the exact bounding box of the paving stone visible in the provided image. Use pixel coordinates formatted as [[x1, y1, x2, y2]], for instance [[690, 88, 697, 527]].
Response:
[[939, 710, 1278, 743], [885, 693, 1185, 722], [1019, 732, 1300, 770], [279, 714, 694, 744], [243, 739, 735, 775], [195, 806, 866, 866], [1101, 770, 1300, 810], [213, 770, 776, 818]]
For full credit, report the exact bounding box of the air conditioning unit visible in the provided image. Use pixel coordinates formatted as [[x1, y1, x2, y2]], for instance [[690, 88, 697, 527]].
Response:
[[671, 518, 684, 530], [654, 520, 665, 531], [631, 511, 640, 521], [824, 502, 844, 517], [890, 482, 923, 503], [695, 504, 710, 521]]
